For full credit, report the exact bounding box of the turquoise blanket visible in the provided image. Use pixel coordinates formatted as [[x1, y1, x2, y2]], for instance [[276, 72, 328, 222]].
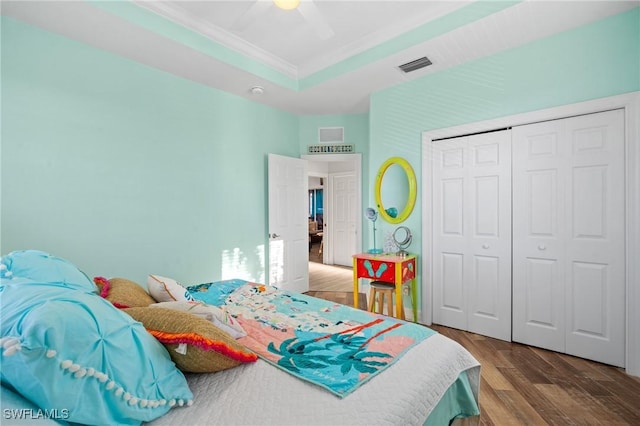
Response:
[[207, 282, 435, 398]]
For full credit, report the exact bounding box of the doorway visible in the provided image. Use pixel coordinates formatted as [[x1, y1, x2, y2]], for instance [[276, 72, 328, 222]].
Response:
[[302, 153, 362, 292]]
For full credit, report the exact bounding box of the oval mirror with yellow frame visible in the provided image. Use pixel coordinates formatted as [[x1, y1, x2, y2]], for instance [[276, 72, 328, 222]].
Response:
[[374, 157, 417, 224]]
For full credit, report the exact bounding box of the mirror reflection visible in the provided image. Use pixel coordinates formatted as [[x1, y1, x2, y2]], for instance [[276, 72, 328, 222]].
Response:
[[374, 157, 417, 224], [380, 164, 409, 219]]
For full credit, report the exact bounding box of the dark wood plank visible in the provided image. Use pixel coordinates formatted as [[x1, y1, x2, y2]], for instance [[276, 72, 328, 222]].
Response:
[[306, 290, 640, 425], [430, 324, 640, 426]]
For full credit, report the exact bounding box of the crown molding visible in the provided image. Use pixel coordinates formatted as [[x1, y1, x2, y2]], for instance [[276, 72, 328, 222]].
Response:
[[133, 0, 299, 79]]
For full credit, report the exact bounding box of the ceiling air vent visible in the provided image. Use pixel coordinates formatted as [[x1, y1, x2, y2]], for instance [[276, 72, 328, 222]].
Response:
[[398, 56, 432, 73], [318, 127, 344, 143]]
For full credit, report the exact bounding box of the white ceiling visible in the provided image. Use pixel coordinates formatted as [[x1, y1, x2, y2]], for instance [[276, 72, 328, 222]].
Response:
[[2, 0, 637, 115]]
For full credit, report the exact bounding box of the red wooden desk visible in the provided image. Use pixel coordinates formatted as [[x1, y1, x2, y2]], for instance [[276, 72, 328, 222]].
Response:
[[352, 252, 417, 322]]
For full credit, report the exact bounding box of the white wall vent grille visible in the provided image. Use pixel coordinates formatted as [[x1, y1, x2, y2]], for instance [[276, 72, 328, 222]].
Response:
[[307, 144, 354, 154], [318, 127, 344, 143]]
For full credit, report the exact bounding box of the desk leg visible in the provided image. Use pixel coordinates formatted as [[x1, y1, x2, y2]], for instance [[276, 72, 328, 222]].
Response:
[[395, 283, 405, 320], [411, 278, 417, 323], [352, 258, 359, 309], [394, 267, 404, 321]]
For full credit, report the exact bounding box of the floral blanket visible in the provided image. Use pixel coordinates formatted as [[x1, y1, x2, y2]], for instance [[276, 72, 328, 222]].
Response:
[[219, 283, 435, 397]]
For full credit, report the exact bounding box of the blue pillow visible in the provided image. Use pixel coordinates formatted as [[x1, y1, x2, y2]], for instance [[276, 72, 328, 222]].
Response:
[[0, 250, 95, 292], [0, 252, 193, 426]]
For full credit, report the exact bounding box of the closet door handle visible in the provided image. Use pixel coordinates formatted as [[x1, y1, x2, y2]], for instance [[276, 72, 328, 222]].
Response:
[[538, 245, 546, 250], [482, 244, 490, 249]]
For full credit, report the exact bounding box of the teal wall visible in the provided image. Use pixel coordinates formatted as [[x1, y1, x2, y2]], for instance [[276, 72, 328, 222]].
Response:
[[2, 7, 638, 294], [368, 7, 640, 305], [0, 17, 299, 285], [298, 114, 369, 154]]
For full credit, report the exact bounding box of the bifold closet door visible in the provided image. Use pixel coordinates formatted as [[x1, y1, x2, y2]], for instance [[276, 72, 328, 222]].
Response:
[[432, 130, 512, 341], [512, 109, 625, 367]]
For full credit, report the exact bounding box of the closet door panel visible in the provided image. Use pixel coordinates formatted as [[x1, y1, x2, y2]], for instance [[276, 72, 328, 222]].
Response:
[[433, 140, 468, 329], [433, 131, 511, 341], [514, 109, 625, 367], [518, 257, 565, 352], [471, 254, 501, 321], [474, 176, 500, 236], [513, 120, 566, 352], [564, 110, 625, 367], [467, 133, 512, 341], [528, 170, 558, 238], [439, 252, 467, 330], [441, 178, 464, 236], [571, 262, 608, 335]]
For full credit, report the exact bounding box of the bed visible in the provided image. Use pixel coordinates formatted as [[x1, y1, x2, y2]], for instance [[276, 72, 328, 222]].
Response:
[[0, 250, 480, 426]]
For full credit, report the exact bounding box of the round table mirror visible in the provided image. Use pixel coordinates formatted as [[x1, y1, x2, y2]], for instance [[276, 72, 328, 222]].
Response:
[[393, 226, 412, 256]]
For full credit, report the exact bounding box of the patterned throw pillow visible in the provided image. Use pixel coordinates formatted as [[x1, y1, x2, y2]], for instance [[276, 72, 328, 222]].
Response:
[[147, 274, 194, 302], [94, 276, 156, 308], [150, 301, 247, 339], [124, 306, 257, 373]]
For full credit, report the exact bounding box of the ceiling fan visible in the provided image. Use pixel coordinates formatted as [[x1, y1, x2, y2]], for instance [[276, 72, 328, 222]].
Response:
[[232, 0, 335, 40]]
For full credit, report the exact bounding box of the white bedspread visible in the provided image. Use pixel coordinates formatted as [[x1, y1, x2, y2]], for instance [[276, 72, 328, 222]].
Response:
[[147, 333, 480, 426]]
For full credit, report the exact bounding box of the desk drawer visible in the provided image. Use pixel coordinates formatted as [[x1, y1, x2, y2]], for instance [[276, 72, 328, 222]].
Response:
[[355, 258, 395, 282]]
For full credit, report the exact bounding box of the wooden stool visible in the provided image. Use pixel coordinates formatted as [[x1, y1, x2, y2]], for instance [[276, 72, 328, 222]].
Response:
[[368, 281, 404, 319]]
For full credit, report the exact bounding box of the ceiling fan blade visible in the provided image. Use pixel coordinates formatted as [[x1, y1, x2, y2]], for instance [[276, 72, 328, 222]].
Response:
[[231, 0, 272, 32], [297, 1, 335, 40]]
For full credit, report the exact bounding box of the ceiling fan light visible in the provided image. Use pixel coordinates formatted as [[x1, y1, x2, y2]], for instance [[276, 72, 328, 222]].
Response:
[[273, 0, 300, 11]]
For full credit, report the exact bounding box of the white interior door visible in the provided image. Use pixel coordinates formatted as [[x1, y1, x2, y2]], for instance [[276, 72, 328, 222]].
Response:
[[512, 109, 625, 367], [432, 130, 512, 341], [268, 154, 308, 293], [330, 172, 357, 266]]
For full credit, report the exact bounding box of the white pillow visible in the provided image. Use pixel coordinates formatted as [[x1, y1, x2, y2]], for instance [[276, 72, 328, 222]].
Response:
[[147, 274, 195, 302], [150, 301, 247, 339]]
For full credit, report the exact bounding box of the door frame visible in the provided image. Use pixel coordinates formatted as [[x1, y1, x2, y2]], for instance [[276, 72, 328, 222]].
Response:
[[422, 91, 640, 376], [302, 153, 363, 264]]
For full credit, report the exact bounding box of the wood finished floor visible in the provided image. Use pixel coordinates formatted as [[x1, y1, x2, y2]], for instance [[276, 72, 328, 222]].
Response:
[[306, 257, 640, 425], [308, 241, 353, 292]]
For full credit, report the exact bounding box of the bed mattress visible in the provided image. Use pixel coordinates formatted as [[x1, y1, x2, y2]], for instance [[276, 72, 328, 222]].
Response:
[[147, 332, 480, 425]]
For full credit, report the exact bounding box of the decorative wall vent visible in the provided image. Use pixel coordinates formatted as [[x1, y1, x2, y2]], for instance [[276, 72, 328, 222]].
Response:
[[307, 144, 354, 154], [318, 127, 344, 143], [398, 56, 432, 73]]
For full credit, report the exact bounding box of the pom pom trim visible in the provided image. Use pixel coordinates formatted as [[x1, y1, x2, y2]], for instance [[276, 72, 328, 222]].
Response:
[[93, 276, 130, 309], [1, 334, 193, 410], [0, 337, 22, 356]]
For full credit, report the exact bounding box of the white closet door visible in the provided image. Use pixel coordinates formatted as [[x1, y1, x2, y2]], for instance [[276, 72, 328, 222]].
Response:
[[466, 133, 512, 341], [512, 119, 566, 353], [513, 109, 625, 367], [432, 130, 512, 341], [564, 110, 625, 367], [433, 138, 467, 331]]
